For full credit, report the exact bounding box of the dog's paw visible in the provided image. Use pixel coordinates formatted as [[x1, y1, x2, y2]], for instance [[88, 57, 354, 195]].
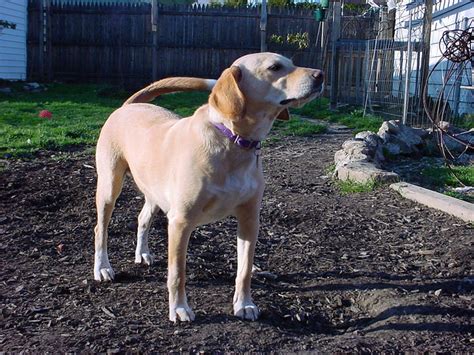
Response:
[[234, 302, 260, 321], [169, 305, 195, 323], [135, 252, 154, 265], [94, 266, 115, 282], [94, 254, 115, 282]]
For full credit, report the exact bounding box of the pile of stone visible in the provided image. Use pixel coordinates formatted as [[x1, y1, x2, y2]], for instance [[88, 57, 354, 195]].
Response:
[[22, 82, 47, 93], [0, 82, 47, 94], [334, 120, 473, 183]]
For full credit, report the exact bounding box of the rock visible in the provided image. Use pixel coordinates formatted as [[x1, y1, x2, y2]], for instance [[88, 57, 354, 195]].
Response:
[[384, 143, 401, 156], [378, 120, 423, 156], [342, 139, 369, 152], [334, 149, 370, 167], [359, 132, 383, 149], [411, 127, 430, 139], [378, 131, 390, 143], [455, 153, 474, 165], [443, 135, 468, 153], [377, 120, 401, 136], [423, 129, 473, 154], [398, 126, 422, 148], [438, 121, 451, 131], [23, 82, 46, 93], [24, 82, 41, 89], [336, 161, 399, 184]]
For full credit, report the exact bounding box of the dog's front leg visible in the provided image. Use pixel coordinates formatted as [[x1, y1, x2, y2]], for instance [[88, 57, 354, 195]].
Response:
[[234, 200, 261, 321], [167, 216, 195, 322]]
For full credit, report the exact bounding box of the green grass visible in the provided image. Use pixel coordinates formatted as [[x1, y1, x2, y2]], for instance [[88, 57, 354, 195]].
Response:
[[153, 91, 209, 117], [1, 84, 122, 156], [0, 83, 383, 158], [421, 165, 474, 203], [291, 98, 384, 134], [273, 117, 327, 137], [0, 84, 209, 157], [335, 179, 378, 194], [421, 165, 474, 188], [0, 83, 330, 157]]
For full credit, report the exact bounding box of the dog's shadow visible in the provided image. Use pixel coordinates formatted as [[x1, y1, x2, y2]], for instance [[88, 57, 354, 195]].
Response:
[[113, 268, 166, 284]]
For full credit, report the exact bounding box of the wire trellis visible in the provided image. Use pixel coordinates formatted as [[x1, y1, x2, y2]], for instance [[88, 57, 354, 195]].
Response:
[[422, 26, 473, 168], [363, 3, 473, 129]]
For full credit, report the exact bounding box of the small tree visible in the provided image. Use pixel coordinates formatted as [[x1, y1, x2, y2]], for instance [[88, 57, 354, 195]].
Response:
[[267, 0, 292, 7], [270, 32, 309, 50], [224, 0, 248, 7]]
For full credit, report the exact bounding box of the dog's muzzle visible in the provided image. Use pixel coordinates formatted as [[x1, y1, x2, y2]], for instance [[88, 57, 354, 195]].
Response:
[[280, 69, 325, 106]]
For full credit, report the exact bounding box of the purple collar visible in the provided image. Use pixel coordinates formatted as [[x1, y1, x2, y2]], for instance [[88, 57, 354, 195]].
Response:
[[212, 123, 261, 150]]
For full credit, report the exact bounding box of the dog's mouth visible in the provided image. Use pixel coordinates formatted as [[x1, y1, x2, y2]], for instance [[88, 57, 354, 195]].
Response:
[[280, 85, 324, 106]]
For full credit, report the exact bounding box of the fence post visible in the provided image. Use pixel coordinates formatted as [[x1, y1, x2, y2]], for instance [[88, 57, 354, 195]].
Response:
[[151, 0, 159, 81], [38, 0, 52, 82], [420, 0, 432, 104], [329, 0, 341, 110], [260, 0, 267, 52], [402, 12, 413, 125], [38, 0, 44, 81], [45, 0, 51, 82]]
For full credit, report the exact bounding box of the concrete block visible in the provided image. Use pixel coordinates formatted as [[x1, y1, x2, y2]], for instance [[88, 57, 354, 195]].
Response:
[[390, 182, 474, 223]]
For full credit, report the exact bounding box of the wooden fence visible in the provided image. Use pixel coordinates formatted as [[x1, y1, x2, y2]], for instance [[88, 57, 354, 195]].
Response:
[[27, 0, 375, 105]]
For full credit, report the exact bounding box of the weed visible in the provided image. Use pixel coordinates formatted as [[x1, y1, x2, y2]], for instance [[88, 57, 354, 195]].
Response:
[[335, 179, 378, 194], [325, 163, 336, 175], [444, 190, 473, 203]]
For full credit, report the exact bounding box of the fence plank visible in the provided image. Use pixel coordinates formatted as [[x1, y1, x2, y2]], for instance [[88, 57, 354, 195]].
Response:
[[27, 0, 374, 95]]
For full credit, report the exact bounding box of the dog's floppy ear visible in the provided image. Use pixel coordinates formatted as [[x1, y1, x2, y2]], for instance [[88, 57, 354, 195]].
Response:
[[276, 108, 290, 121], [209, 66, 245, 120]]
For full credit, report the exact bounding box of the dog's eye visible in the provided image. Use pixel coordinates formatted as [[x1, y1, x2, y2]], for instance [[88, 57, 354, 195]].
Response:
[[268, 63, 282, 72]]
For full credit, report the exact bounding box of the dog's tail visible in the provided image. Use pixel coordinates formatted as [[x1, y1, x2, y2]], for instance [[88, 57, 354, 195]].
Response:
[[123, 77, 216, 105]]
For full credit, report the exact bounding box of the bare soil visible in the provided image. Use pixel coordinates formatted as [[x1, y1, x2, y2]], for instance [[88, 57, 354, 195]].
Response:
[[1, 134, 473, 353]]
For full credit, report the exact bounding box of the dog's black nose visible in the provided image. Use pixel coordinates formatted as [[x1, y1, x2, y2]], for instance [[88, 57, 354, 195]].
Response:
[[312, 69, 324, 82]]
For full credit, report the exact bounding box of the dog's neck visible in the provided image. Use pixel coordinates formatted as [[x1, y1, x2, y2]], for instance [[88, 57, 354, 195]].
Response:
[[207, 104, 278, 142]]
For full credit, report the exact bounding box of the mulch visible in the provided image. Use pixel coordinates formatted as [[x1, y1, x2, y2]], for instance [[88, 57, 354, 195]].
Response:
[[1, 134, 472, 352]]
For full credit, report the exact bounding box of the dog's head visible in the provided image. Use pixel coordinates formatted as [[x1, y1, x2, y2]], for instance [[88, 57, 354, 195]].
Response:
[[209, 52, 324, 137]]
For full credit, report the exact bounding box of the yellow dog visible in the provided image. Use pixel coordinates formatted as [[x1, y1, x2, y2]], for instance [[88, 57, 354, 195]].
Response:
[[93, 52, 324, 322]]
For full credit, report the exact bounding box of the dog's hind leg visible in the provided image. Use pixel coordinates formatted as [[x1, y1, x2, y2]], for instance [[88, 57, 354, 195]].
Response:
[[135, 199, 158, 265], [94, 153, 127, 282], [167, 215, 195, 322]]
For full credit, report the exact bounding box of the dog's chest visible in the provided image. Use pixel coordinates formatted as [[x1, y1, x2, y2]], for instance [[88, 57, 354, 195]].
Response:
[[202, 165, 260, 220]]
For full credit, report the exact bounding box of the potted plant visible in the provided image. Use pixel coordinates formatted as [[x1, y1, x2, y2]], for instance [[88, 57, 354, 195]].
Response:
[[320, 0, 329, 8], [313, 4, 326, 21]]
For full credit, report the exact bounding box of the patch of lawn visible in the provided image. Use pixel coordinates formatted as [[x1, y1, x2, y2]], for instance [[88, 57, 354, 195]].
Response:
[[335, 179, 378, 194], [291, 98, 384, 134], [0, 84, 209, 157], [153, 92, 209, 117], [421, 165, 474, 203], [1, 84, 121, 156], [273, 117, 327, 137], [421, 165, 474, 188], [1, 82, 384, 158]]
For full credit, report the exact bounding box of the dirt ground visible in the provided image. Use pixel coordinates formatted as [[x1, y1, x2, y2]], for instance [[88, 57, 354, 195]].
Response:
[[1, 133, 473, 352]]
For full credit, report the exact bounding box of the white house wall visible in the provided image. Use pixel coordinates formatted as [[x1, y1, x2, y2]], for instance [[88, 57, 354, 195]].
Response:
[[0, 0, 27, 80], [394, 0, 473, 116]]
